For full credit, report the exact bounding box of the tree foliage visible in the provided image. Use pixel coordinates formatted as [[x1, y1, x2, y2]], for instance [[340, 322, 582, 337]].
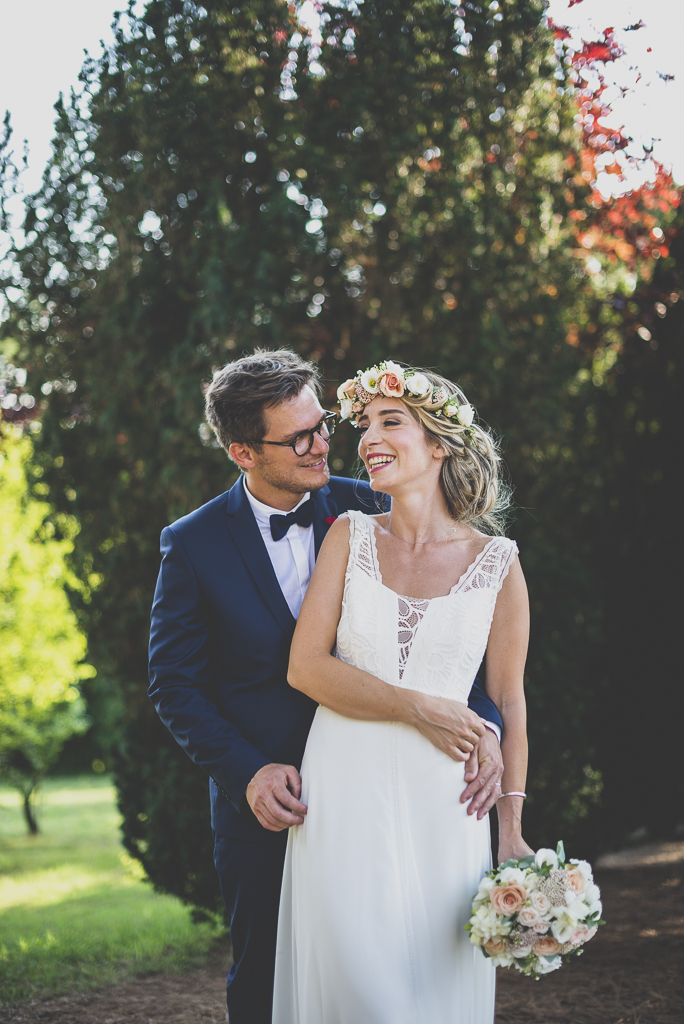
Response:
[[0, 0, 679, 907], [0, 427, 92, 833]]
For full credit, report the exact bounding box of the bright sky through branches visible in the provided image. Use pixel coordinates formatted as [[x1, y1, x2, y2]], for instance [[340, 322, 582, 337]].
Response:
[[0, 0, 681, 209]]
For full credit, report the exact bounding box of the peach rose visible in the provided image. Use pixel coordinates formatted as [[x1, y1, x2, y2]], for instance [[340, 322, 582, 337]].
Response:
[[484, 937, 508, 957], [518, 906, 540, 928], [532, 936, 561, 956], [530, 891, 551, 915], [490, 884, 527, 916], [567, 868, 587, 895], [377, 370, 405, 397], [336, 378, 357, 402]]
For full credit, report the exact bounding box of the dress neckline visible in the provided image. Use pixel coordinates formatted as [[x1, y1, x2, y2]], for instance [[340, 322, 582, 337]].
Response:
[[365, 514, 498, 602]]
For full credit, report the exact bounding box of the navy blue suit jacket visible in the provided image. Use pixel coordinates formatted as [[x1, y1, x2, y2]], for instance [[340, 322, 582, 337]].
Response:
[[148, 476, 503, 842]]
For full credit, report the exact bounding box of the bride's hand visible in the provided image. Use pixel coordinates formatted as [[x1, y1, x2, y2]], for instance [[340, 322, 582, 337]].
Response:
[[497, 835, 534, 864], [410, 693, 486, 761]]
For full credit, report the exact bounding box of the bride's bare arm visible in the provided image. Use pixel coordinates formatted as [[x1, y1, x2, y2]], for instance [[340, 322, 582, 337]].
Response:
[[484, 555, 534, 862], [288, 518, 486, 762]]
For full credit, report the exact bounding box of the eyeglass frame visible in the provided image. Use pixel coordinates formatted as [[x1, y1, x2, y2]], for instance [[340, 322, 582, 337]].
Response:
[[247, 410, 337, 457]]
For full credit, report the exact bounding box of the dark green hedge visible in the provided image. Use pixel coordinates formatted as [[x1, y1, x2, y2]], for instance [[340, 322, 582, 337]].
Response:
[[2, 0, 680, 914]]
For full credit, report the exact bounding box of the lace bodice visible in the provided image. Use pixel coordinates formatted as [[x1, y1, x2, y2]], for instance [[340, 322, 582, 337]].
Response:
[[336, 511, 518, 699]]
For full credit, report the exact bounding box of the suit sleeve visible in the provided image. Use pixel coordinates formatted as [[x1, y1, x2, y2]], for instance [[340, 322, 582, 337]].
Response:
[[467, 673, 503, 737], [148, 525, 270, 812]]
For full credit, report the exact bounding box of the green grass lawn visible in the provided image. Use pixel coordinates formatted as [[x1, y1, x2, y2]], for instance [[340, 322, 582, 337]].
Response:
[[0, 775, 227, 1003]]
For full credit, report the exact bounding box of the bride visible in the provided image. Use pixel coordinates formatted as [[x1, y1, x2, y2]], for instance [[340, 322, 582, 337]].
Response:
[[272, 362, 533, 1024]]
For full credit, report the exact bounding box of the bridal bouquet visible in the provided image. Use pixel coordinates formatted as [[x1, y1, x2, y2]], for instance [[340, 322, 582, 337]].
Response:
[[466, 842, 604, 977]]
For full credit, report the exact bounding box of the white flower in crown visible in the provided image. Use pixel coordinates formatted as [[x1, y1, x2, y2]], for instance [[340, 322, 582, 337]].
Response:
[[457, 403, 475, 427], [382, 360, 406, 379], [359, 367, 381, 394], [405, 372, 432, 397], [443, 400, 460, 419]]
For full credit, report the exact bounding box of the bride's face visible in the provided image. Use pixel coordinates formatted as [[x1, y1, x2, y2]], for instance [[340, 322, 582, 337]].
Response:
[[357, 397, 443, 492]]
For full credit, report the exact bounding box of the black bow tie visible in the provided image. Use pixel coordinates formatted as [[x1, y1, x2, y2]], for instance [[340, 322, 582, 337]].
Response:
[[269, 498, 316, 541]]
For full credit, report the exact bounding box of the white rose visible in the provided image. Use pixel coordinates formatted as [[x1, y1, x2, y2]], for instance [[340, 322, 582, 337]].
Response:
[[498, 867, 526, 886], [478, 876, 496, 894], [339, 397, 354, 420], [536, 955, 562, 975], [456, 403, 475, 427], [360, 368, 380, 393], [490, 952, 516, 968], [535, 848, 559, 871], [405, 372, 431, 397]]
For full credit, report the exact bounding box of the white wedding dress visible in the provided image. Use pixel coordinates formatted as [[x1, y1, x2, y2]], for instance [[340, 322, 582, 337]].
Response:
[[273, 512, 518, 1024]]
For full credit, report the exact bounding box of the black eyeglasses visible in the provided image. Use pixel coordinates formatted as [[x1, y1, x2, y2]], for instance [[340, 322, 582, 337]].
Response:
[[253, 411, 337, 457]]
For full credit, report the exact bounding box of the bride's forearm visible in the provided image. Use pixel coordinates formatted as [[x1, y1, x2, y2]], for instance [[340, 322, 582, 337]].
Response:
[[288, 651, 485, 760], [289, 650, 419, 724], [497, 698, 528, 838]]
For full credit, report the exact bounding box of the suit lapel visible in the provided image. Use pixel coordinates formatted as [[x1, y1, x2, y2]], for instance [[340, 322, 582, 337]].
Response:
[[312, 484, 339, 557], [225, 479, 295, 634]]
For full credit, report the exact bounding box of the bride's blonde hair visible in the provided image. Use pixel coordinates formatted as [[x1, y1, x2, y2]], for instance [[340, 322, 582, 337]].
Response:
[[399, 370, 510, 536]]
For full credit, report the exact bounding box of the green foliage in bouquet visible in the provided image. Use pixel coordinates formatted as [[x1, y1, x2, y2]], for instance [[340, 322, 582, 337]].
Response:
[[0, 0, 635, 911]]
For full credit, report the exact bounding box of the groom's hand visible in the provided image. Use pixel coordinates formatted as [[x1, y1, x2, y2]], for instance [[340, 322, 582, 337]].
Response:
[[246, 763, 308, 832], [460, 728, 504, 820]]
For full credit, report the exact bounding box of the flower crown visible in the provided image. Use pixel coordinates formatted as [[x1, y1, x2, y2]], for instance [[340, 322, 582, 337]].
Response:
[[336, 360, 476, 433]]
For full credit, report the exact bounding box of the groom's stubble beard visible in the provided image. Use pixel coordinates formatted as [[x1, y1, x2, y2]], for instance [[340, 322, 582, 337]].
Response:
[[251, 446, 331, 500]]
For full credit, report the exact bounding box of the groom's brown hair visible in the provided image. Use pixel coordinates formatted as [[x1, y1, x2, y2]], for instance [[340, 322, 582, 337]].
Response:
[[204, 348, 322, 453]]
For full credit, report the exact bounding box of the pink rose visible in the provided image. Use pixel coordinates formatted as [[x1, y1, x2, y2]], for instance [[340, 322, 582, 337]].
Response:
[[484, 937, 507, 956], [567, 868, 587, 895], [530, 891, 551, 915], [518, 906, 540, 928], [533, 920, 551, 933], [490, 884, 527, 916], [532, 936, 561, 956], [352, 401, 364, 413], [377, 371, 405, 397], [571, 925, 597, 947]]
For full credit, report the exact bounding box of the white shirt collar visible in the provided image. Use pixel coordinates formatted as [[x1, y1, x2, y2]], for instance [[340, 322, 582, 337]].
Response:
[[242, 476, 311, 526]]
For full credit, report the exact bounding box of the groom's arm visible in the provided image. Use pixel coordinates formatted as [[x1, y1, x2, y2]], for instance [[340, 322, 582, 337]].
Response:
[[148, 526, 271, 813]]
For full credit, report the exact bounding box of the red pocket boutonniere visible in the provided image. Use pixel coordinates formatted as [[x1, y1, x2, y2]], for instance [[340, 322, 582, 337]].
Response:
[[325, 517, 337, 526]]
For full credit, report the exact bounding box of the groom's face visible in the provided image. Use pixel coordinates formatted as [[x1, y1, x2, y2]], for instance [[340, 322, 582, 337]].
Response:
[[247, 385, 331, 499]]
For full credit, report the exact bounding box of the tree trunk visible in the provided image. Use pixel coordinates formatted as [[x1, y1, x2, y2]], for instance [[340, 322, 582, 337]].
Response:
[[23, 791, 39, 835]]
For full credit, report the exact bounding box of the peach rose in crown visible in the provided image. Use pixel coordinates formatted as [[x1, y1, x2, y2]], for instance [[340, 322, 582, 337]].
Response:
[[490, 884, 527, 916], [567, 868, 587, 896], [377, 370, 405, 397], [484, 937, 508, 957], [532, 935, 561, 956]]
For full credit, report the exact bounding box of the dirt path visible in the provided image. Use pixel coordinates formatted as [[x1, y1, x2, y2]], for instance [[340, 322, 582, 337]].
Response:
[[2, 861, 682, 1024]]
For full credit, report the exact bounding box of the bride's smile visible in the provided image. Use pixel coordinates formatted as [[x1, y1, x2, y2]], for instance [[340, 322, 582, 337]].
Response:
[[358, 399, 444, 489]]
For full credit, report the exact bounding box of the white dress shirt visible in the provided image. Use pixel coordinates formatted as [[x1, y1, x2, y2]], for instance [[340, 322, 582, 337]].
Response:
[[243, 477, 315, 620]]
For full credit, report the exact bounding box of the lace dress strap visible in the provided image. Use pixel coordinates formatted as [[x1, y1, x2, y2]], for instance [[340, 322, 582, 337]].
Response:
[[458, 537, 519, 595], [342, 511, 381, 584]]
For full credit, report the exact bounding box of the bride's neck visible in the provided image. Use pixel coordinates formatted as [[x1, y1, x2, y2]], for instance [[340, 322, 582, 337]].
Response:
[[385, 489, 467, 547]]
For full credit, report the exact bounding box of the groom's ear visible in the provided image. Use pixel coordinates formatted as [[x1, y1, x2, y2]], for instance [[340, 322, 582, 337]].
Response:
[[229, 441, 258, 470]]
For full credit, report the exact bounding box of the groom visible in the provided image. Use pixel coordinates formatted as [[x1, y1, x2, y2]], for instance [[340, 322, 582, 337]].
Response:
[[149, 349, 504, 1024]]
